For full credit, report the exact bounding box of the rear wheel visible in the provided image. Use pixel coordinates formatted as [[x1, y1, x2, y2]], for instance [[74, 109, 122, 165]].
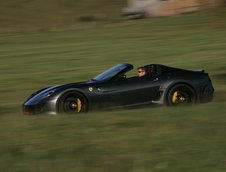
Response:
[[167, 84, 196, 106], [58, 92, 88, 114]]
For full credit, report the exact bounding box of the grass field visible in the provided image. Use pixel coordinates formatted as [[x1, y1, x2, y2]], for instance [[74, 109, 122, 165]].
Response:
[[0, 2, 226, 171]]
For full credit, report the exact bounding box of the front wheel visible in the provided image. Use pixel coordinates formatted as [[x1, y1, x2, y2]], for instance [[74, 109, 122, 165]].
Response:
[[166, 84, 196, 106], [58, 92, 88, 114]]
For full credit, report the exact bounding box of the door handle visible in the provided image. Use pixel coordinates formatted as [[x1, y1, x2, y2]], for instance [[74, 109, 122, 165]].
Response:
[[153, 78, 159, 82], [97, 87, 116, 93], [97, 87, 103, 91], [97, 87, 109, 93]]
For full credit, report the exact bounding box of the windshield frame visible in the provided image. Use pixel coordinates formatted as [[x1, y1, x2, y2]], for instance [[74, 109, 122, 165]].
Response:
[[92, 64, 133, 81]]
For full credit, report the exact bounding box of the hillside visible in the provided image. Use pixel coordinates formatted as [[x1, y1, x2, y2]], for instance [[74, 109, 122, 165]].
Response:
[[0, 0, 126, 31], [1, 0, 225, 32]]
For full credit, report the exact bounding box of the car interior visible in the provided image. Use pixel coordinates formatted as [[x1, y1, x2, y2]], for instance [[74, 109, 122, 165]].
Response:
[[122, 64, 162, 80]]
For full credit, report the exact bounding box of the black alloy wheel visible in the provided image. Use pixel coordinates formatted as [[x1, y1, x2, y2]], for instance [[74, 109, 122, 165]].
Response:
[[58, 92, 88, 114], [167, 84, 196, 106]]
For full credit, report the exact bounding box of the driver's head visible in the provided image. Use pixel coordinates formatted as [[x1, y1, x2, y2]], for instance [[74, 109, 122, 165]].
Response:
[[137, 67, 146, 77]]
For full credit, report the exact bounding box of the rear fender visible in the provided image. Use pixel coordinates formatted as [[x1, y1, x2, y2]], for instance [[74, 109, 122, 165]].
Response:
[[152, 81, 198, 105]]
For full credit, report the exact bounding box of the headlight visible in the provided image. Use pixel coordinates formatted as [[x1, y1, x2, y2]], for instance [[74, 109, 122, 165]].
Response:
[[43, 90, 55, 98]]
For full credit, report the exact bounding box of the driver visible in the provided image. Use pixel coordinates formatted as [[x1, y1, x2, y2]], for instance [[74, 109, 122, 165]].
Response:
[[137, 67, 146, 77]]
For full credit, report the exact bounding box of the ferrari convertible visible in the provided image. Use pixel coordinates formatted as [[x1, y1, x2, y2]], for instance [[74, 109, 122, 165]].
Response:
[[23, 64, 214, 115]]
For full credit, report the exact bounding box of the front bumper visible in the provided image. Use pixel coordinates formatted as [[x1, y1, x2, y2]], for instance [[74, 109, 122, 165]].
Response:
[[23, 104, 44, 115], [23, 99, 57, 115]]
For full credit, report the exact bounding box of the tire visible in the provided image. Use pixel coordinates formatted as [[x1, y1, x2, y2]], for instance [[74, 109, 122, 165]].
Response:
[[58, 92, 88, 114], [166, 84, 196, 106]]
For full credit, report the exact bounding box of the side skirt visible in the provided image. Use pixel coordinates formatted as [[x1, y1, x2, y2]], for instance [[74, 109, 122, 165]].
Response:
[[103, 101, 161, 110]]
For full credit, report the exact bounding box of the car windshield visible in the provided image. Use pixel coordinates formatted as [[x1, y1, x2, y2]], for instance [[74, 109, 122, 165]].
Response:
[[93, 64, 129, 81]]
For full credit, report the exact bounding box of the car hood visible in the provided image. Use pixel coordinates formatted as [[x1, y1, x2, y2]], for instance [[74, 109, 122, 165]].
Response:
[[24, 80, 94, 105]]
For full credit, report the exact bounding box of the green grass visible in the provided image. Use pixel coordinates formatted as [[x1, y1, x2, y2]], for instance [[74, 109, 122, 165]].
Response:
[[1, 8, 226, 172]]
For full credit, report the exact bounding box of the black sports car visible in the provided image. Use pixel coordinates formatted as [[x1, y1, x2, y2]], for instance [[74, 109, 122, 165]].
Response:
[[23, 64, 214, 115]]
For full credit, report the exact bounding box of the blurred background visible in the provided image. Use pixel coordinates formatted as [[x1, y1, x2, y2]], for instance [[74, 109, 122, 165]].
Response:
[[0, 0, 226, 171]]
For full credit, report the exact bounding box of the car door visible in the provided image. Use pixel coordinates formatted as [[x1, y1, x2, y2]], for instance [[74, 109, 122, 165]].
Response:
[[96, 75, 162, 107]]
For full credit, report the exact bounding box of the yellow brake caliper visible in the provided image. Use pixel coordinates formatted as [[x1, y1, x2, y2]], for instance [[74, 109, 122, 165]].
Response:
[[77, 98, 82, 112], [172, 91, 178, 103]]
